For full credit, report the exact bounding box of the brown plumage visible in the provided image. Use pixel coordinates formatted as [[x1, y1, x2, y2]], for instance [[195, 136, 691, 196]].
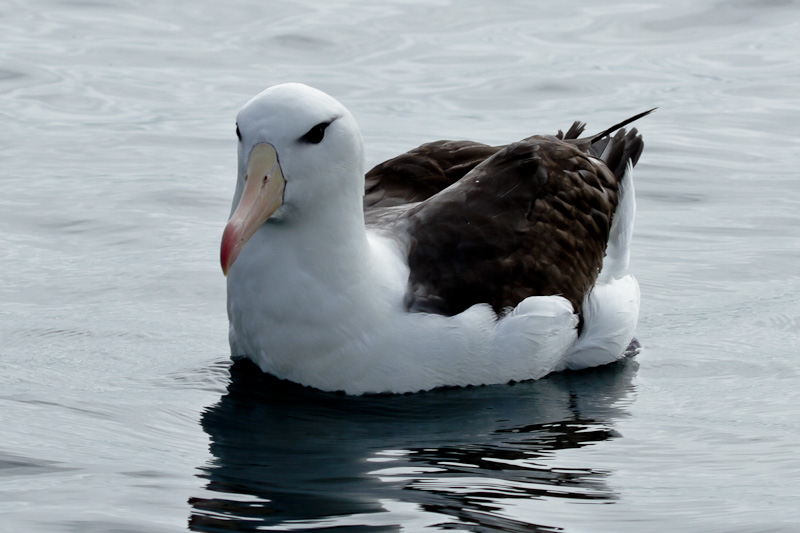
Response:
[[363, 110, 652, 320]]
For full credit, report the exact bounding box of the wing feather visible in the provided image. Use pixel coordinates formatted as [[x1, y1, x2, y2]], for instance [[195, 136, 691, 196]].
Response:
[[362, 115, 648, 321]]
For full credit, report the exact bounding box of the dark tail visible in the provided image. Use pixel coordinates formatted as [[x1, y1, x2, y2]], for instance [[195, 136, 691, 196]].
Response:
[[558, 108, 655, 180], [592, 127, 645, 180], [589, 108, 656, 144]]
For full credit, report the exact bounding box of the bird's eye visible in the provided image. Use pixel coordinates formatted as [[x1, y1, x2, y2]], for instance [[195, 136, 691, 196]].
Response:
[[300, 122, 330, 145], [236, 125, 242, 141]]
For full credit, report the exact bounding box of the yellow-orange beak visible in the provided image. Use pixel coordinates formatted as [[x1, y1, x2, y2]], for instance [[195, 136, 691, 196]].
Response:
[[220, 143, 285, 276]]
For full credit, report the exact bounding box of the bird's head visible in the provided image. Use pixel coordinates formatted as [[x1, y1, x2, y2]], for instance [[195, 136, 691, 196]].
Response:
[[220, 83, 364, 275]]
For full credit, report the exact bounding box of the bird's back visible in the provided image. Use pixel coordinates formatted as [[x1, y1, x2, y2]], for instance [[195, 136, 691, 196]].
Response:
[[363, 116, 648, 320]]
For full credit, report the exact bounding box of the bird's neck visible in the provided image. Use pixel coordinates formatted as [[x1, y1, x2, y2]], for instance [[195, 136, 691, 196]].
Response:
[[235, 185, 373, 296], [226, 185, 384, 363], [284, 188, 370, 271]]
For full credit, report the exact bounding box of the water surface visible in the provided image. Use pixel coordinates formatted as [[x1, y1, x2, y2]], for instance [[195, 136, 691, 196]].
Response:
[[2, 0, 799, 531]]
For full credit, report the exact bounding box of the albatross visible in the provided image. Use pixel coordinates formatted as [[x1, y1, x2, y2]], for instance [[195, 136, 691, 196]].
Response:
[[221, 83, 650, 395]]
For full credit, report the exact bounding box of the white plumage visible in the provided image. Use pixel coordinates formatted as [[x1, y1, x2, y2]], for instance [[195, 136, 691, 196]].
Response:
[[222, 83, 642, 395]]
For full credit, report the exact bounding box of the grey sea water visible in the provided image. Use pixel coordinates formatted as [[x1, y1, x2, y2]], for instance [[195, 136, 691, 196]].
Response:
[[2, 0, 799, 531]]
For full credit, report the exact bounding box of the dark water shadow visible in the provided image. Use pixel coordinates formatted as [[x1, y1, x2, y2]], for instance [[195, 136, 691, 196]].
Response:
[[189, 357, 638, 532]]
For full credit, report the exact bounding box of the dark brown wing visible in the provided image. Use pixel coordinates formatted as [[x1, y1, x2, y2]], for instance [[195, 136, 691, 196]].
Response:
[[364, 108, 653, 212], [363, 114, 649, 320], [364, 140, 501, 208], [401, 138, 625, 318]]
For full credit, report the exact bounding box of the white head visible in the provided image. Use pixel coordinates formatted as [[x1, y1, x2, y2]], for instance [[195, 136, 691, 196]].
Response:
[[221, 83, 365, 274]]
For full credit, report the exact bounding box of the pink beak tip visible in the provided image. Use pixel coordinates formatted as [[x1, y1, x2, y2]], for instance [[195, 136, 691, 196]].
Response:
[[220, 223, 239, 276]]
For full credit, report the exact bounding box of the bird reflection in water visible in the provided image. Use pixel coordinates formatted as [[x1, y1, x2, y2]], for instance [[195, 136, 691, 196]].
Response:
[[189, 354, 638, 532]]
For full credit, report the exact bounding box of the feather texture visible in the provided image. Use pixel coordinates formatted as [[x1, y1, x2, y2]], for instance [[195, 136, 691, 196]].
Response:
[[224, 83, 650, 394]]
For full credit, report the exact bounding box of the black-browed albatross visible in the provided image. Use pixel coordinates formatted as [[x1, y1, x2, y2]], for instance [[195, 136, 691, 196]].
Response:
[[221, 83, 650, 395]]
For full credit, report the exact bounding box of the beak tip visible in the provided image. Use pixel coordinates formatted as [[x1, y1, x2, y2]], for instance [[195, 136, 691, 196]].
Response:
[[220, 225, 238, 277]]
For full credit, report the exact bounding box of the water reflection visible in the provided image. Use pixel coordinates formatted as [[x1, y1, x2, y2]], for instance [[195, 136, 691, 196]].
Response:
[[190, 357, 637, 531]]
